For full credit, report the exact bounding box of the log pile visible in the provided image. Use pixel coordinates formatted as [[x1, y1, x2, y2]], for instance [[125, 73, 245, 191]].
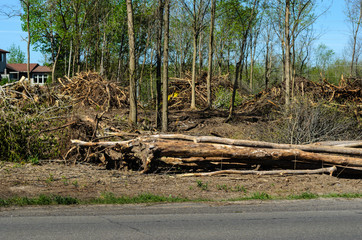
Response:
[[71, 134, 362, 177]]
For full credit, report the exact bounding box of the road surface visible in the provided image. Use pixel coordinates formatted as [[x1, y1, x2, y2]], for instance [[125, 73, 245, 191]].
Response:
[[1, 198, 362, 239]]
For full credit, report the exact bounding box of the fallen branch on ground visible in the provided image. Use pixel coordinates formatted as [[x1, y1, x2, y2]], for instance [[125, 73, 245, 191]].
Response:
[[178, 166, 337, 177]]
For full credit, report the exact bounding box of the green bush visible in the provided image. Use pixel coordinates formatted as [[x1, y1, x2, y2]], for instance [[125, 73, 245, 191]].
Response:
[[213, 86, 243, 109], [0, 77, 9, 86], [0, 105, 60, 162]]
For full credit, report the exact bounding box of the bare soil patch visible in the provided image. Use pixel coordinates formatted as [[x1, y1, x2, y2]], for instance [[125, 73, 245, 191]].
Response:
[[1, 162, 361, 201]]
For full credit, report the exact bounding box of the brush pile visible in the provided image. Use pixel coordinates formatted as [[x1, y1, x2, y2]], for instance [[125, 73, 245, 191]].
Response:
[[239, 76, 362, 117], [58, 72, 128, 111], [168, 72, 233, 109]]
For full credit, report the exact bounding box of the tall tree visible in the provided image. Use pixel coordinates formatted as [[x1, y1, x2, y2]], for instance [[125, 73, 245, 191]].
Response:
[[181, 0, 210, 109], [20, 0, 32, 81], [127, 0, 137, 127], [206, 0, 216, 108], [156, 0, 164, 129], [226, 0, 260, 120], [284, 0, 291, 106], [7, 44, 25, 64], [345, 0, 362, 76], [162, 0, 170, 132]]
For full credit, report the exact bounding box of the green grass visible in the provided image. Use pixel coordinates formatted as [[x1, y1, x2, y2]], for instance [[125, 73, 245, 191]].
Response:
[[227, 192, 362, 202], [1, 192, 362, 207], [196, 180, 209, 191], [91, 192, 189, 205], [0, 195, 79, 207]]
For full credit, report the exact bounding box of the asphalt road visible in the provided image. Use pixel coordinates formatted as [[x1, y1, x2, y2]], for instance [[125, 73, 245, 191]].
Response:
[[1, 199, 362, 240]]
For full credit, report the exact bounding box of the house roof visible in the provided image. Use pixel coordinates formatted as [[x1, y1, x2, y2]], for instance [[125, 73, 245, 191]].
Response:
[[0, 49, 10, 53], [7, 63, 39, 72], [33, 65, 52, 73], [6, 63, 52, 74]]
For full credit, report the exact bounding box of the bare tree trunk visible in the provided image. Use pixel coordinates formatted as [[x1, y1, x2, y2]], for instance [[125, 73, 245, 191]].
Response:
[[162, 0, 170, 132], [156, 0, 164, 129], [228, 0, 258, 120], [68, 40, 72, 77], [249, 34, 254, 91], [191, 30, 198, 109], [350, 1, 362, 76], [23, 0, 31, 81], [100, 30, 106, 76], [265, 34, 271, 89], [206, 0, 216, 108], [284, 0, 291, 106], [126, 0, 137, 127], [198, 33, 203, 75]]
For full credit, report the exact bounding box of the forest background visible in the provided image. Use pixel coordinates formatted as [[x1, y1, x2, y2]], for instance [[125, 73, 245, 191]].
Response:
[[1, 0, 362, 130]]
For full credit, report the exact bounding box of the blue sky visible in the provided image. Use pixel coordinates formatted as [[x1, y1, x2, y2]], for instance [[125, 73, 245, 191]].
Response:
[[0, 0, 352, 65]]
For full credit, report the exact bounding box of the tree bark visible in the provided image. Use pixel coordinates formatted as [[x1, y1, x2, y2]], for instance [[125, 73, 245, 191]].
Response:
[[162, 0, 170, 132], [156, 0, 164, 129], [191, 30, 198, 109], [284, 0, 291, 106], [206, 0, 215, 108], [126, 0, 137, 127], [350, 1, 362, 76]]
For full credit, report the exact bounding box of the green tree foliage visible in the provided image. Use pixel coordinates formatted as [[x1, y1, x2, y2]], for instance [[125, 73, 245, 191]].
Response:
[[315, 43, 335, 71], [7, 44, 25, 64]]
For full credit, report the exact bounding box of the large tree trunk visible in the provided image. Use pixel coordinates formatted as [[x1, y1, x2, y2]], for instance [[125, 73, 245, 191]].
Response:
[[71, 135, 362, 174], [162, 0, 170, 132], [206, 0, 216, 108], [126, 0, 137, 127], [284, 0, 291, 106], [156, 0, 164, 129]]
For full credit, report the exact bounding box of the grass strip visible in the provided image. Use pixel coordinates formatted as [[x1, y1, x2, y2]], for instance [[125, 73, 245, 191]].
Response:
[[0, 193, 189, 207], [1, 192, 362, 207]]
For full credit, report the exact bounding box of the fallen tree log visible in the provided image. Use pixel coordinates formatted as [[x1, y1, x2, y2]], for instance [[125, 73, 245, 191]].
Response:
[[70, 136, 362, 174], [310, 141, 362, 148], [139, 140, 362, 171], [151, 134, 362, 156], [178, 166, 337, 177]]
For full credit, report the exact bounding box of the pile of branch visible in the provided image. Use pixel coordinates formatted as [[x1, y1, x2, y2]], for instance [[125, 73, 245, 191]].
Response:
[[239, 76, 362, 116], [58, 72, 128, 111], [70, 134, 362, 177], [168, 73, 231, 109], [0, 77, 57, 106]]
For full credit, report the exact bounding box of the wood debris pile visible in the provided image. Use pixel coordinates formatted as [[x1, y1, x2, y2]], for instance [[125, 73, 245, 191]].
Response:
[[0, 77, 57, 106], [58, 72, 128, 111], [239, 77, 362, 116], [168, 73, 232, 109], [71, 134, 362, 177]]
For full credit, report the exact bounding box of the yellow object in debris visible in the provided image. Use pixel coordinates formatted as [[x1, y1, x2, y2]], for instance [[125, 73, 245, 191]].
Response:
[[168, 92, 179, 101]]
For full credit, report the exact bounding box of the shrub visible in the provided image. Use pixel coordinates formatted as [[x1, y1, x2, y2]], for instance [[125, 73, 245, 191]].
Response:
[[0, 105, 60, 162], [213, 86, 243, 109], [256, 97, 361, 144]]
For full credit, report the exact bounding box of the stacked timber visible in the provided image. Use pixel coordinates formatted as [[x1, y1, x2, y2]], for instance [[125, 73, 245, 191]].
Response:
[[71, 134, 362, 177]]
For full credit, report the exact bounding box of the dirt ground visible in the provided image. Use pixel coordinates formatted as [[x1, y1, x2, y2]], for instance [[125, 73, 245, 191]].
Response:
[[1, 161, 361, 201]]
